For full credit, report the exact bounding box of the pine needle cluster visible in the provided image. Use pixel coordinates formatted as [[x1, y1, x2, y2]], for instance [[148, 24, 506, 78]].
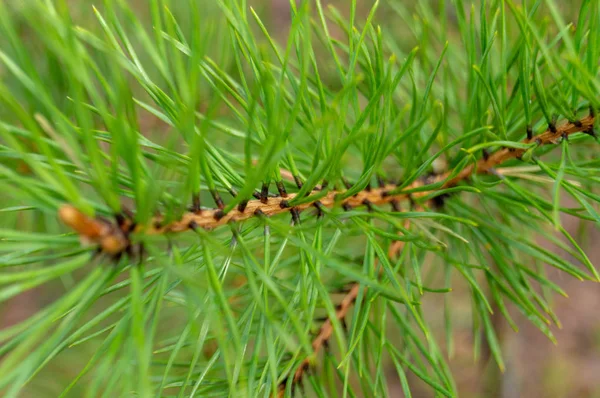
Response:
[[0, 1, 598, 397]]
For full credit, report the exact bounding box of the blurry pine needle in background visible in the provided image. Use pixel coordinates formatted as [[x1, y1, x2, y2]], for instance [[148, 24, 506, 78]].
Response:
[[0, 0, 599, 397]]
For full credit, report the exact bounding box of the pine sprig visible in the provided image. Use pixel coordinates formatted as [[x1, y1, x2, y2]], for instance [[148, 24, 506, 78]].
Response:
[[59, 111, 596, 257], [0, 0, 599, 397]]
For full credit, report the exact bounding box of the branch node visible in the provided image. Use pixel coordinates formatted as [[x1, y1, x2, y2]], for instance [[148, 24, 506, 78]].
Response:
[[290, 208, 301, 225], [260, 182, 270, 204], [237, 200, 248, 213], [214, 210, 225, 221], [293, 175, 303, 189], [431, 193, 450, 209], [276, 181, 288, 197], [526, 125, 533, 140], [313, 201, 325, 218], [340, 317, 348, 332], [115, 213, 127, 228], [549, 114, 558, 133], [210, 190, 225, 209], [584, 126, 598, 141], [341, 177, 352, 190]]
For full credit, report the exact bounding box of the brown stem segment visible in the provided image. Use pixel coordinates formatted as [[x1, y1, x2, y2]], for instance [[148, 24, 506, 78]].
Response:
[[146, 115, 596, 234], [277, 283, 362, 397], [443, 115, 595, 186], [277, 221, 411, 397], [59, 114, 595, 256]]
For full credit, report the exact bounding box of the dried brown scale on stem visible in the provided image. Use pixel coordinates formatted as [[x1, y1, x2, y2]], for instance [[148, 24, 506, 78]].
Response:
[[58, 113, 595, 256]]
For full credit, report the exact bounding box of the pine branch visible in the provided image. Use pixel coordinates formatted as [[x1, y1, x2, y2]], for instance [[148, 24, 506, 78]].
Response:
[[57, 110, 597, 396], [3, 1, 599, 395], [273, 111, 597, 395], [59, 112, 597, 256]]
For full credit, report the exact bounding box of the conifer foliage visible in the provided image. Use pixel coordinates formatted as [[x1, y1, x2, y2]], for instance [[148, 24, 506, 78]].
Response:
[[0, 1, 598, 396]]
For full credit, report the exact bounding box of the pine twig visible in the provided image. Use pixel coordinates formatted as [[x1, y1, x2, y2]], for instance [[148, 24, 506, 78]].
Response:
[[273, 112, 597, 395], [59, 113, 596, 256], [56, 111, 597, 396]]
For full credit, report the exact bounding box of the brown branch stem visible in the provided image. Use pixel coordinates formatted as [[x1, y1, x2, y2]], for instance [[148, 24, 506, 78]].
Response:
[[59, 114, 595, 256], [277, 221, 411, 397], [138, 115, 597, 235], [58, 114, 596, 394], [271, 113, 595, 395]]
